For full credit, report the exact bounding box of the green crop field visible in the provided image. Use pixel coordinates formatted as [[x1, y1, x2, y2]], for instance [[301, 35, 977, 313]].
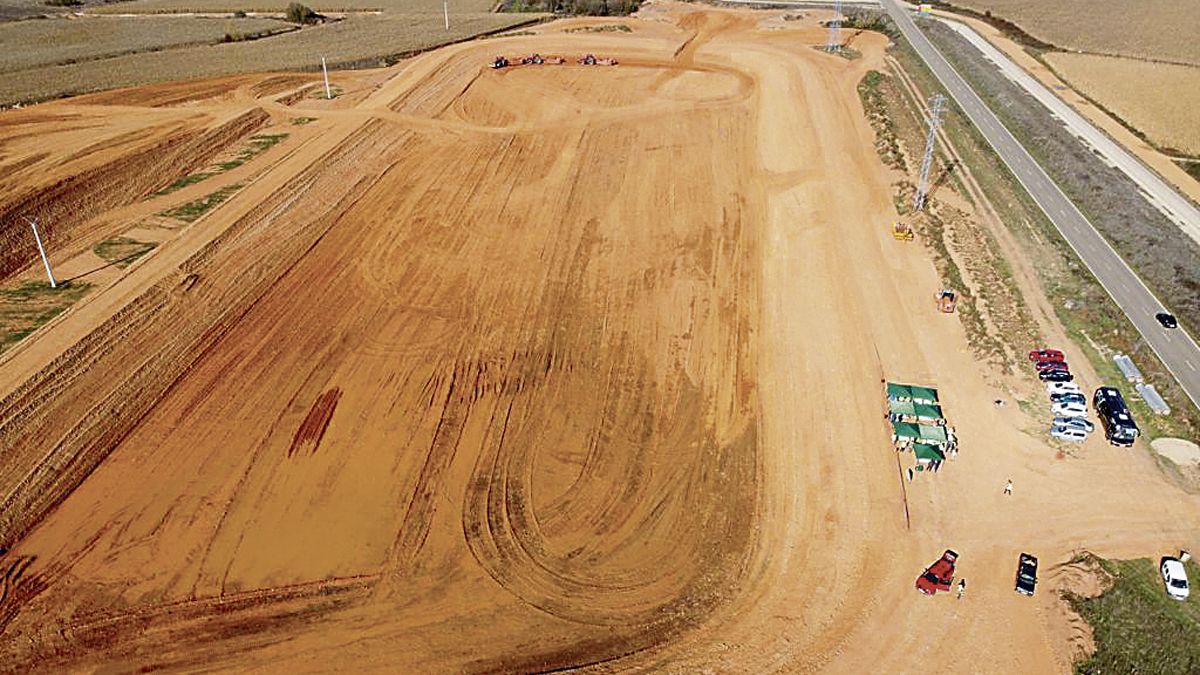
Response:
[[0, 16, 293, 73]]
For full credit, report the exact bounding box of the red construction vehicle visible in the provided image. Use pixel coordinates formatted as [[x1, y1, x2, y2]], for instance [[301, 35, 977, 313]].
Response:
[[490, 55, 509, 69], [578, 54, 618, 66], [521, 53, 545, 65], [915, 549, 958, 595]]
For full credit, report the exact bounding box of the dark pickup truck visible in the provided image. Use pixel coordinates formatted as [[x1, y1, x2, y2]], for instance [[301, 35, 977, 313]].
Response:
[[1015, 553, 1038, 596]]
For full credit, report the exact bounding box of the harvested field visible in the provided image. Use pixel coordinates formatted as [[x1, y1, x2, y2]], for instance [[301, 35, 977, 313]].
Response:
[[0, 16, 293, 73], [0, 3, 1198, 672], [1043, 52, 1200, 156], [0, 12, 537, 104], [89, 0, 495, 13], [943, 0, 1200, 66]]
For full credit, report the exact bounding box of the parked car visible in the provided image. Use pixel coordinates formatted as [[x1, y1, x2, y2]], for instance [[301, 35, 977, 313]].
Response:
[[1050, 392, 1086, 405], [1029, 349, 1065, 363], [1161, 558, 1190, 600], [1050, 425, 1089, 442], [1040, 369, 1074, 383], [1046, 381, 1081, 396], [1156, 312, 1178, 329], [916, 549, 959, 596], [1052, 401, 1088, 418], [1036, 360, 1070, 373], [1015, 553, 1038, 596], [1053, 416, 1094, 433]]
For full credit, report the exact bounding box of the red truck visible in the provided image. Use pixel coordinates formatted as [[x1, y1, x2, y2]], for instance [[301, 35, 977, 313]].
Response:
[[916, 549, 958, 595]]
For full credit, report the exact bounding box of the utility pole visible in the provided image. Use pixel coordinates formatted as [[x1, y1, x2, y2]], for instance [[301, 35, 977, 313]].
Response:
[[321, 56, 332, 99], [826, 0, 842, 53], [23, 216, 57, 288], [443, 0, 449, 30], [914, 93, 946, 212]]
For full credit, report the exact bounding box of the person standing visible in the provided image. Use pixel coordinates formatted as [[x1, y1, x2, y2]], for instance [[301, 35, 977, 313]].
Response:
[[1004, 479, 1013, 496], [957, 578, 966, 599]]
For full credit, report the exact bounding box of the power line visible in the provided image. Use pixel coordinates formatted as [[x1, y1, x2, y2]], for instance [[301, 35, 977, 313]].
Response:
[[914, 93, 946, 212], [826, 0, 843, 53]]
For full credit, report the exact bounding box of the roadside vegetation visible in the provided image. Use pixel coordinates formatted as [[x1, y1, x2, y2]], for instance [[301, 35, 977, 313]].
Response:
[[1065, 553, 1200, 674], [501, 0, 639, 16], [0, 280, 91, 354]]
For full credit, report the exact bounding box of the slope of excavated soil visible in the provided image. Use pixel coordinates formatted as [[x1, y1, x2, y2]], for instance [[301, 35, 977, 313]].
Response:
[[0, 3, 1197, 672]]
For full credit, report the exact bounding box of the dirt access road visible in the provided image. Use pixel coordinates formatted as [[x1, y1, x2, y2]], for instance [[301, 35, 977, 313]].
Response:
[[0, 3, 1197, 671]]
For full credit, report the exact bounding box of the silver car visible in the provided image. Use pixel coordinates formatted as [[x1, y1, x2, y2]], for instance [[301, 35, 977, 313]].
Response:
[[1050, 425, 1089, 442], [1053, 416, 1094, 433]]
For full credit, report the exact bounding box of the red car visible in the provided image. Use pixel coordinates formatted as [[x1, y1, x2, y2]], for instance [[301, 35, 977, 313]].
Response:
[[1035, 360, 1070, 373], [916, 549, 958, 595], [1029, 349, 1065, 363]]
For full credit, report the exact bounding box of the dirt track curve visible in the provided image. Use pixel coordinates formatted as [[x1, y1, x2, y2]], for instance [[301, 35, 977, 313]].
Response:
[[0, 4, 1197, 672]]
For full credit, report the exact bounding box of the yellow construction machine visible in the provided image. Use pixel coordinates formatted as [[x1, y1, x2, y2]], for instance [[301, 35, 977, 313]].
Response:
[[892, 221, 914, 241]]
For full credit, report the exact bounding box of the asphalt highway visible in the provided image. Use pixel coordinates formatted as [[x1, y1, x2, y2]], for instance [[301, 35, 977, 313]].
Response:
[[882, 0, 1200, 415]]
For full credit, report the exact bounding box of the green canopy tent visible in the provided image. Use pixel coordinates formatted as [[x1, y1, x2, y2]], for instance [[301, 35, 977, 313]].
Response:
[[912, 403, 944, 422], [913, 443, 946, 463], [891, 420, 922, 444], [918, 424, 949, 446], [886, 383, 913, 401], [888, 399, 917, 417], [909, 386, 939, 405]]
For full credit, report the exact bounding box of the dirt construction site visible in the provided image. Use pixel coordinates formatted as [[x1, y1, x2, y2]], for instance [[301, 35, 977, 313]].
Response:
[[0, 2, 1197, 671]]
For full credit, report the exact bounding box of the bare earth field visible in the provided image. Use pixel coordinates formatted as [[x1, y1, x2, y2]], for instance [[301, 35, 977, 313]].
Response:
[[1042, 52, 1200, 156], [0, 3, 1198, 672], [944, 0, 1200, 66]]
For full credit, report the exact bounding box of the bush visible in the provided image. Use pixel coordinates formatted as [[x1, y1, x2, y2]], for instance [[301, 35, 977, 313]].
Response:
[[232, 9, 247, 17], [505, 0, 640, 16], [43, 0, 84, 6], [285, 2, 319, 24]]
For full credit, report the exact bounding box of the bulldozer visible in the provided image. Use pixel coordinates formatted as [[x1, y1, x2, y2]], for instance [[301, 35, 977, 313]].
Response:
[[936, 289, 957, 314], [892, 221, 914, 241]]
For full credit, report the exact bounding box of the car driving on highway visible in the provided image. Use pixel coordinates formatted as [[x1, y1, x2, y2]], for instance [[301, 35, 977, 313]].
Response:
[[1156, 312, 1178, 329]]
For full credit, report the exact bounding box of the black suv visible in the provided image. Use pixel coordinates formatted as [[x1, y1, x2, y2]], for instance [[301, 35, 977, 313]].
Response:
[[1156, 312, 1178, 329], [1015, 553, 1038, 596]]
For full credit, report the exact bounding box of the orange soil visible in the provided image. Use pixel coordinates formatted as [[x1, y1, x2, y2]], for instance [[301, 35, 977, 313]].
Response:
[[0, 3, 1197, 672]]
